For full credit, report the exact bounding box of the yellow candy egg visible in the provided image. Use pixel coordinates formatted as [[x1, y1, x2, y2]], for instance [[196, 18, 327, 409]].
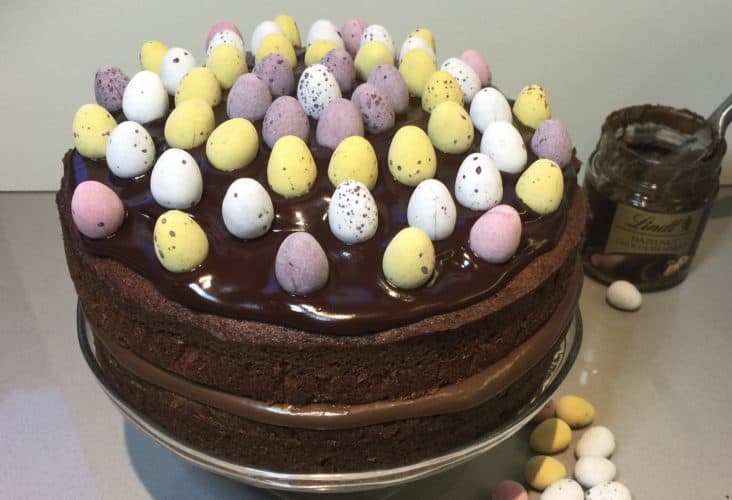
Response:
[[382, 227, 435, 289], [274, 14, 301, 48], [206, 118, 259, 171], [328, 136, 378, 189], [524, 455, 567, 491], [529, 418, 572, 454], [154, 210, 209, 273], [206, 43, 247, 89], [422, 70, 463, 112], [398, 49, 437, 97], [556, 395, 596, 428], [267, 135, 317, 197], [175, 67, 221, 107], [427, 101, 474, 154], [304, 39, 339, 67], [72, 104, 117, 159], [515, 159, 564, 214], [410, 28, 436, 52], [164, 99, 215, 149], [388, 125, 436, 186], [140, 40, 168, 73], [256, 33, 297, 68], [354, 41, 394, 80], [513, 84, 552, 128]]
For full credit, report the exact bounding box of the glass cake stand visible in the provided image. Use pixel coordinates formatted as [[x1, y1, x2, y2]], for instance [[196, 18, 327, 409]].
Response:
[[77, 302, 582, 496]]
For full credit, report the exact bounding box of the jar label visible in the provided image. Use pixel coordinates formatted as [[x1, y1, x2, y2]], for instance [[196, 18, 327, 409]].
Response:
[[604, 204, 704, 255]]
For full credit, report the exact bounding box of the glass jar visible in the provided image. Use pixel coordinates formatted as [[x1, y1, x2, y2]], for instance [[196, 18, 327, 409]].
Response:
[[582, 105, 723, 290]]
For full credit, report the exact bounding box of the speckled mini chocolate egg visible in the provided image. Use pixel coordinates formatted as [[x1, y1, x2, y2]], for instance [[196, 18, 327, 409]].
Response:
[[228, 73, 273, 121], [382, 227, 435, 290], [122, 70, 169, 124], [274, 14, 301, 48], [164, 99, 215, 149], [206, 29, 245, 57], [407, 179, 457, 241], [205, 22, 242, 50], [94, 66, 129, 113], [221, 178, 274, 239], [515, 159, 564, 215], [480, 121, 527, 174], [150, 148, 203, 209], [398, 36, 435, 64], [460, 49, 492, 87], [253, 53, 295, 97], [360, 24, 395, 57], [328, 136, 378, 189], [388, 125, 436, 186], [427, 101, 474, 154], [267, 135, 317, 197], [410, 28, 436, 52], [470, 207, 524, 265], [305, 39, 340, 67], [421, 70, 463, 112], [106, 121, 155, 178], [262, 96, 310, 148], [275, 232, 330, 295], [541, 479, 584, 500], [354, 41, 394, 81], [207, 43, 248, 90], [351, 83, 395, 134], [206, 118, 259, 171], [340, 17, 368, 56], [160, 47, 196, 95], [525, 456, 567, 491], [398, 48, 437, 97], [440, 57, 481, 103], [470, 87, 513, 133], [367, 64, 409, 114], [305, 19, 344, 48], [316, 98, 364, 149], [251, 20, 284, 54], [328, 180, 379, 244], [513, 84, 552, 129], [71, 180, 125, 239], [255, 33, 297, 69], [139, 40, 168, 73], [297, 64, 341, 119], [72, 104, 117, 159], [175, 67, 221, 107], [585, 482, 632, 500], [531, 119, 573, 167], [153, 210, 209, 273], [321, 48, 356, 93], [455, 153, 503, 211]]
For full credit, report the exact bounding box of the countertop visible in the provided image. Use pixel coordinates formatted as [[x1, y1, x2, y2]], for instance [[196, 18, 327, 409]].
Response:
[[1, 190, 731, 499]]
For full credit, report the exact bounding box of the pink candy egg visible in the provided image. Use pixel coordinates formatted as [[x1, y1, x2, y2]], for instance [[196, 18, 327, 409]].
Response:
[[469, 204, 522, 264], [228, 73, 272, 121], [367, 64, 409, 114], [460, 49, 492, 87], [351, 83, 395, 134], [262, 96, 310, 148], [205, 21, 242, 50], [491, 480, 528, 500], [71, 180, 125, 239], [316, 98, 364, 149], [275, 232, 329, 295], [321, 48, 356, 93], [253, 53, 296, 97], [340, 17, 368, 56]]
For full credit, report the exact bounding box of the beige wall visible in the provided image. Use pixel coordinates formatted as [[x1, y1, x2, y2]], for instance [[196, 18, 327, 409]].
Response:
[[2, 0, 730, 190]]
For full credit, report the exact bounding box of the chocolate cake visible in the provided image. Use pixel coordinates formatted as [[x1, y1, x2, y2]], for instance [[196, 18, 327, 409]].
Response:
[[58, 17, 586, 473]]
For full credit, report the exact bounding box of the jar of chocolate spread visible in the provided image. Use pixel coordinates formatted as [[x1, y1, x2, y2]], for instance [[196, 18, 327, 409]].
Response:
[[582, 105, 724, 290]]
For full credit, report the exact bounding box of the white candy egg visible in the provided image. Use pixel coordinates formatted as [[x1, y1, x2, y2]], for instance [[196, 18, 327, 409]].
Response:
[[206, 29, 245, 56], [470, 87, 512, 132], [454, 153, 503, 211], [297, 64, 342, 119], [250, 21, 284, 54], [222, 178, 274, 239], [398, 36, 435, 63], [150, 148, 203, 209], [585, 481, 632, 500], [440, 57, 481, 103], [106, 121, 156, 178], [574, 457, 617, 489], [122, 70, 169, 124], [540, 479, 584, 500], [480, 121, 527, 174], [160, 47, 196, 94], [576, 426, 616, 458], [306, 19, 344, 48], [328, 180, 378, 244], [360, 24, 395, 57], [407, 179, 456, 241]]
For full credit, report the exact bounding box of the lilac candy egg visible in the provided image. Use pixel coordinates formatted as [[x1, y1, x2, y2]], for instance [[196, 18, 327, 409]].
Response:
[[253, 53, 295, 97], [491, 480, 528, 500], [71, 180, 125, 239], [205, 21, 242, 50], [262, 96, 310, 148], [341, 17, 368, 56], [469, 204, 522, 264], [316, 98, 364, 149], [275, 232, 330, 295], [351, 83, 395, 134], [321, 48, 356, 93], [460, 49, 492, 87], [227, 73, 272, 121], [367, 64, 409, 114], [94, 66, 129, 113], [531, 119, 573, 167]]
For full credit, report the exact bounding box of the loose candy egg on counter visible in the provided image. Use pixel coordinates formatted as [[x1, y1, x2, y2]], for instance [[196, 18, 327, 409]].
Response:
[[297, 64, 341, 119], [207, 43, 248, 90], [421, 70, 463, 112], [556, 395, 595, 428], [513, 84, 552, 129], [368, 64, 409, 114], [575, 426, 616, 458], [221, 178, 274, 239], [305, 39, 340, 67], [206, 118, 259, 171], [160, 47, 196, 95], [399, 36, 435, 64], [164, 99, 215, 149], [150, 148, 203, 209], [94, 66, 129, 113], [321, 48, 356, 93], [205, 22, 242, 50], [122, 70, 169, 124], [440, 57, 481, 103], [455, 153, 503, 211], [71, 180, 125, 239], [470, 87, 513, 133], [515, 159, 564, 215], [574, 457, 617, 489], [306, 19, 344, 48], [106, 121, 155, 178], [540, 479, 583, 500], [460, 49, 492, 87], [328, 136, 378, 189], [267, 135, 317, 197], [407, 179, 457, 241], [253, 53, 295, 97], [410, 28, 436, 52], [175, 67, 221, 107], [388, 125, 436, 186], [228, 73, 273, 121], [531, 119, 573, 166], [153, 210, 209, 273], [399, 48, 437, 97], [328, 180, 379, 244], [256, 33, 297, 68], [491, 480, 528, 500], [529, 418, 572, 454], [139, 40, 168, 73], [275, 232, 330, 295], [351, 83, 395, 134], [480, 121, 527, 174], [316, 98, 364, 149], [262, 96, 310, 148], [274, 14, 301, 48], [354, 41, 394, 81], [585, 481, 632, 500], [206, 29, 245, 57], [469, 205, 522, 264], [251, 20, 284, 54], [72, 104, 117, 159], [606, 280, 642, 311], [360, 24, 395, 57], [427, 101, 474, 154], [524, 456, 567, 491], [382, 227, 435, 290], [340, 17, 368, 56]]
